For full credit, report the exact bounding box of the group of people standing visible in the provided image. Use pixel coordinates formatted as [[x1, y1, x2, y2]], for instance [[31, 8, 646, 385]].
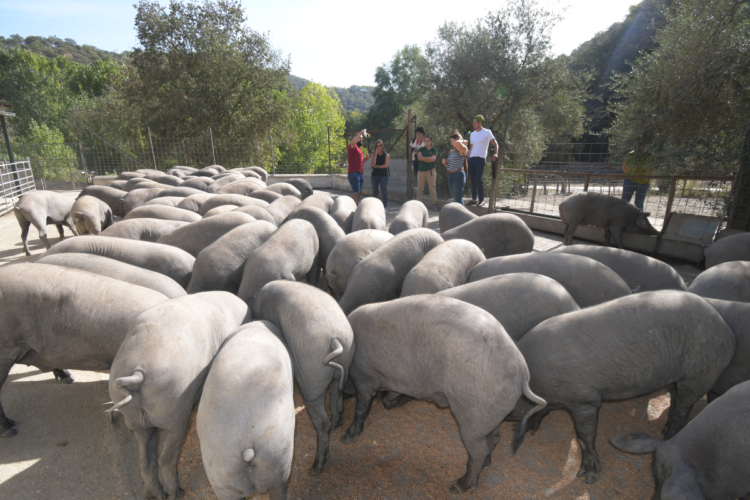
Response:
[[346, 114, 502, 210]]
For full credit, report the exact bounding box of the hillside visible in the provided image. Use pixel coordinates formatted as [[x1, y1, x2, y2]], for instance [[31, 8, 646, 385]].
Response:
[[0, 35, 126, 64], [289, 75, 374, 113]]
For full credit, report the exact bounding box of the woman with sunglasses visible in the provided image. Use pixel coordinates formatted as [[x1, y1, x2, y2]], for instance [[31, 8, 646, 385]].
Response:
[[370, 139, 389, 212]]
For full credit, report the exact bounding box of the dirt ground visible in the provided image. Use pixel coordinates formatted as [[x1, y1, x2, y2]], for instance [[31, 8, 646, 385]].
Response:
[[0, 189, 705, 499]]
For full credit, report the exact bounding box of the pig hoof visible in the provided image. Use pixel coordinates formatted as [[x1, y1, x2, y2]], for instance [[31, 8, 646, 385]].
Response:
[[1, 426, 18, 438], [331, 418, 343, 430], [166, 487, 185, 499], [585, 472, 598, 484], [449, 477, 470, 494], [340, 431, 360, 444], [483, 454, 492, 467], [307, 464, 324, 476], [53, 369, 74, 384]]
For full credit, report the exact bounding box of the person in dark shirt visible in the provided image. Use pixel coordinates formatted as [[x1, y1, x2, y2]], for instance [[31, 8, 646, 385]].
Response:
[[416, 135, 439, 211], [370, 139, 389, 211]]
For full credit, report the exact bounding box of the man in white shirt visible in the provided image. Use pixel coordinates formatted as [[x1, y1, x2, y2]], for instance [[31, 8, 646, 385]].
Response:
[[466, 115, 499, 207]]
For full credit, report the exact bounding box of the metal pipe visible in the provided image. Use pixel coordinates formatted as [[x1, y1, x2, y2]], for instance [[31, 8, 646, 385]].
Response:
[[148, 127, 157, 170], [210, 127, 217, 165]]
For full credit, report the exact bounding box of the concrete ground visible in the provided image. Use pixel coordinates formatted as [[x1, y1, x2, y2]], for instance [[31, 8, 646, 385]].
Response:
[[0, 189, 703, 500]]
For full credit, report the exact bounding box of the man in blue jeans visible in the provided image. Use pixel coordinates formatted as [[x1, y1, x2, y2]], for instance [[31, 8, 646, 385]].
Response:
[[466, 115, 499, 206], [347, 129, 370, 205], [621, 149, 652, 211]]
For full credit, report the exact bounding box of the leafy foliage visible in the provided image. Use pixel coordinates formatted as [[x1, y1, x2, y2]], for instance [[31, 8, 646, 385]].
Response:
[[0, 35, 126, 64], [367, 45, 426, 130], [289, 75, 374, 113]]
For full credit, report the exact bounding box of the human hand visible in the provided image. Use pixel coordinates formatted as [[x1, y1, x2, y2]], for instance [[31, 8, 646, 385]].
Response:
[[442, 159, 447, 165]]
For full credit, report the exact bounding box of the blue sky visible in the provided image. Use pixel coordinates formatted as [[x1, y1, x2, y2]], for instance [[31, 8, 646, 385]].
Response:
[[3, 0, 641, 87]]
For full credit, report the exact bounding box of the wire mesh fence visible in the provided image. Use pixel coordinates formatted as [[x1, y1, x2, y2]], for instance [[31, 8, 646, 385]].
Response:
[[341, 129, 409, 175], [0, 160, 36, 215], [1, 143, 88, 189]]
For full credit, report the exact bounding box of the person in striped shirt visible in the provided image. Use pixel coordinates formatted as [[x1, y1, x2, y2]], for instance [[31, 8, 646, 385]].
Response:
[[441, 131, 469, 205]]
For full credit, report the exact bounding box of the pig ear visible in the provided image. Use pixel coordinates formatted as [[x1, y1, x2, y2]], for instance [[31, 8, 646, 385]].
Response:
[[661, 471, 703, 500], [242, 448, 255, 462], [610, 432, 662, 454]]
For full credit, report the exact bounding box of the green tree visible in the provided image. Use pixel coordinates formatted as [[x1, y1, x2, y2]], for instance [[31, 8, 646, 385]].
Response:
[[279, 82, 345, 172], [367, 45, 426, 130], [124, 0, 291, 143]]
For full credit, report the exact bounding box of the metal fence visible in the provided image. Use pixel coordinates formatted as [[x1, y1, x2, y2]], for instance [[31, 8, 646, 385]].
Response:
[[0, 160, 36, 215]]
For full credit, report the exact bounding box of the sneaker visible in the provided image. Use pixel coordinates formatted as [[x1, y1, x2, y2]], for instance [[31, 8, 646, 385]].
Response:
[[477, 200, 486, 207], [466, 200, 477, 206], [432, 204, 438, 211]]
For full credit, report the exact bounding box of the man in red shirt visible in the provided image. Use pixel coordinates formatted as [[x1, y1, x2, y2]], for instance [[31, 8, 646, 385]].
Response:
[[347, 129, 370, 205]]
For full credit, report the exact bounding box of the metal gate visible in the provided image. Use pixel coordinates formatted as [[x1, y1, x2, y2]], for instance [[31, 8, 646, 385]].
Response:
[[0, 160, 36, 216]]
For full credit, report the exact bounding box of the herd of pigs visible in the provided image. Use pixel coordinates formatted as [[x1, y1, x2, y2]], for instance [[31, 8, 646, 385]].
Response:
[[4, 163, 750, 500]]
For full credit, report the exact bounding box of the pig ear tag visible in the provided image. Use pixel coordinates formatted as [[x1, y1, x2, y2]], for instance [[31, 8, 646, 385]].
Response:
[[243, 448, 255, 462]]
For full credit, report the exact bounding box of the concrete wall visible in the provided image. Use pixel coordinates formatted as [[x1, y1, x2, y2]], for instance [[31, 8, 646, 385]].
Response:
[[362, 159, 408, 202]]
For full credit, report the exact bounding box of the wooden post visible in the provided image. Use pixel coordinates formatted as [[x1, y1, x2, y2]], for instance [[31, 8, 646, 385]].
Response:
[[406, 109, 413, 200], [584, 174, 590, 192], [529, 172, 539, 213], [664, 177, 678, 221], [487, 156, 500, 213]]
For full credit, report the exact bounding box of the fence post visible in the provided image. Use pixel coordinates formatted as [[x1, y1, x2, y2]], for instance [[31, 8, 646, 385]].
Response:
[[79, 143, 90, 185], [584, 174, 590, 192], [209, 128, 217, 165], [148, 127, 157, 170], [328, 126, 332, 176], [406, 109, 413, 200], [664, 177, 678, 223], [268, 128, 275, 175], [529, 172, 539, 213]]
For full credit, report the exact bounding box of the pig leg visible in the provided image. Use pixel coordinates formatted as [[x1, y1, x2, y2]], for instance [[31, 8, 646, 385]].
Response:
[[14, 211, 32, 256], [341, 380, 377, 444], [450, 427, 491, 493], [305, 395, 331, 475], [55, 224, 66, 241], [0, 358, 18, 437], [267, 482, 288, 500], [328, 378, 343, 430], [133, 427, 164, 499], [158, 424, 190, 499], [526, 407, 552, 434], [483, 426, 502, 467], [569, 403, 601, 484], [610, 226, 625, 249], [52, 369, 74, 383], [662, 379, 703, 439], [563, 217, 582, 245], [305, 253, 321, 287]]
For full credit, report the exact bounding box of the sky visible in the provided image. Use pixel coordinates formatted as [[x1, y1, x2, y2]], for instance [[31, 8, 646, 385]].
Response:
[[3, 0, 640, 88]]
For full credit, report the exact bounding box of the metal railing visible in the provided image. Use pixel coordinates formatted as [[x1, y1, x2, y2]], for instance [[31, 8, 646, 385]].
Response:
[[1, 160, 36, 216]]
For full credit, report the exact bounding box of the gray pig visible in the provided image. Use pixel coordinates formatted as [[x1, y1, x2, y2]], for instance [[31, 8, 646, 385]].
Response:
[[441, 213, 534, 258], [244, 166, 268, 182], [187, 221, 277, 294], [106, 179, 129, 190], [180, 177, 213, 191], [152, 175, 183, 187], [352, 197, 386, 231], [559, 191, 659, 248], [469, 252, 632, 308], [199, 194, 269, 216], [291, 206, 345, 276], [109, 292, 247, 500], [325, 229, 393, 300], [215, 179, 267, 197], [288, 192, 333, 218], [100, 218, 188, 242], [155, 186, 207, 198], [233, 205, 277, 225], [389, 200, 428, 235], [688, 261, 750, 302], [261, 182, 301, 198], [128, 181, 167, 192], [176, 193, 214, 213], [116, 171, 146, 180], [556, 245, 687, 292], [511, 291, 735, 484], [705, 298, 750, 401], [78, 185, 128, 216], [264, 196, 301, 225], [123, 204, 202, 223], [343, 295, 546, 493], [71, 195, 114, 235], [237, 219, 320, 304], [0, 264, 168, 437], [247, 189, 283, 203], [286, 178, 314, 199], [207, 175, 244, 193], [437, 273, 580, 341], [119, 187, 165, 215], [145, 196, 184, 207], [203, 205, 240, 217], [37, 253, 186, 299], [401, 239, 485, 296], [611, 380, 750, 500], [43, 235, 195, 288], [439, 202, 477, 233], [704, 232, 750, 268], [253, 281, 354, 475], [330, 196, 357, 233], [157, 212, 255, 257], [338, 228, 443, 314], [197, 321, 294, 500], [14, 191, 78, 255]]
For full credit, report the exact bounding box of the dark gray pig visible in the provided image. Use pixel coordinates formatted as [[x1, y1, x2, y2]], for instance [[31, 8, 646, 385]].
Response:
[[203, 205, 240, 217], [176, 192, 214, 213], [439, 202, 477, 233], [264, 196, 301, 225], [123, 204, 202, 222], [338, 228, 443, 314], [248, 189, 283, 203], [237, 219, 320, 304], [145, 196, 184, 207], [157, 212, 256, 257], [469, 252, 632, 308], [116, 171, 146, 180], [253, 281, 354, 475], [437, 273, 580, 341], [233, 205, 277, 225], [14, 191, 77, 255], [119, 187, 165, 215], [704, 232, 750, 268], [124, 177, 153, 190], [441, 213, 534, 258], [330, 196, 357, 233], [705, 298, 750, 400], [78, 185, 128, 216], [128, 181, 168, 192], [43, 236, 195, 288], [207, 175, 243, 192], [262, 182, 301, 198], [556, 245, 687, 292], [106, 179, 128, 190], [152, 175, 183, 187], [559, 191, 659, 248], [71, 195, 113, 235], [389, 200, 428, 235], [109, 292, 247, 500], [100, 218, 188, 242], [197, 321, 294, 500], [288, 192, 333, 218], [291, 206, 345, 275], [611, 380, 750, 500], [199, 194, 269, 216], [180, 176, 214, 191], [0, 264, 168, 437], [215, 179, 267, 196], [401, 239, 485, 296], [351, 197, 386, 231], [688, 261, 750, 302], [37, 253, 187, 299], [343, 295, 546, 493], [325, 229, 393, 300], [286, 178, 314, 199], [187, 221, 276, 294], [192, 167, 220, 177], [245, 166, 268, 182], [155, 186, 207, 198], [511, 291, 735, 484]]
